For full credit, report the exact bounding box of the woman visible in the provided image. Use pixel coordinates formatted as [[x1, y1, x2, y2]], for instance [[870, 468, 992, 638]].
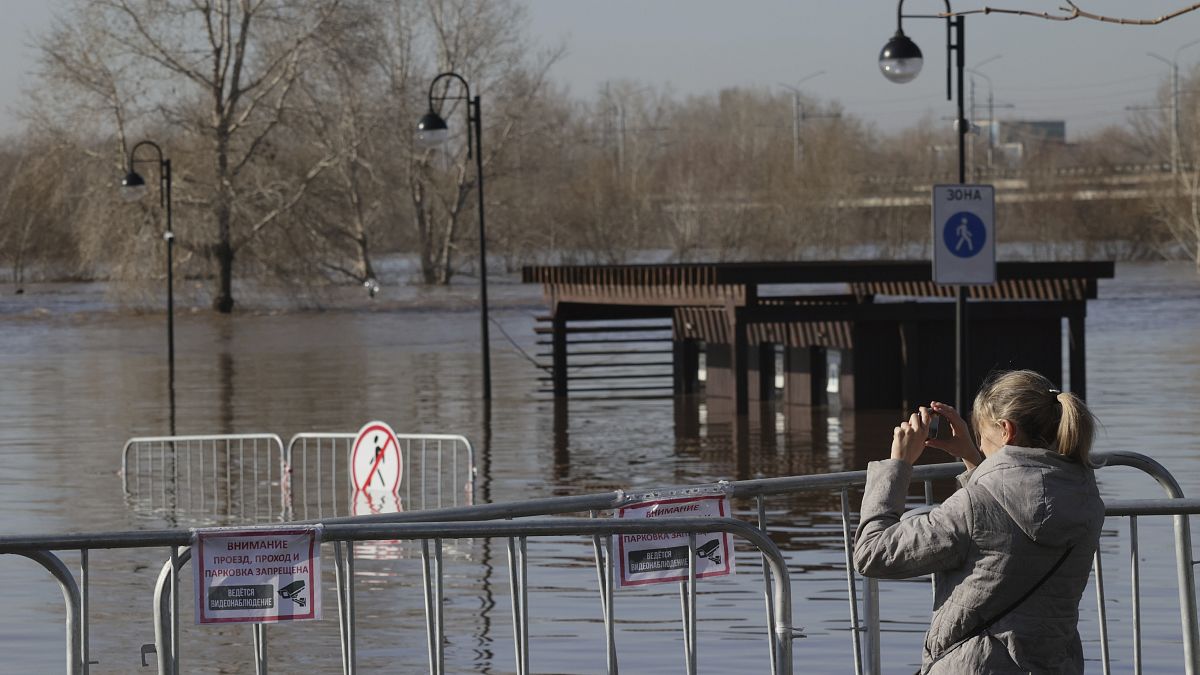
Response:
[[854, 370, 1104, 674]]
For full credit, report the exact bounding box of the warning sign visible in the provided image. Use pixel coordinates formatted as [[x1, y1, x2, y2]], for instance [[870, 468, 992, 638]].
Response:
[[351, 421, 403, 493], [193, 525, 322, 624], [614, 495, 735, 587]]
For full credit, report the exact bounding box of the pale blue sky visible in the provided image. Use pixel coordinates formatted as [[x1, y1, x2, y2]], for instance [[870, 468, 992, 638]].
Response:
[[2, 1, 1199, 138]]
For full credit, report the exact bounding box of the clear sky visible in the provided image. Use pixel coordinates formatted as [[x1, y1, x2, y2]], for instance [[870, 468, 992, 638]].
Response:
[[3, 1, 1199, 139]]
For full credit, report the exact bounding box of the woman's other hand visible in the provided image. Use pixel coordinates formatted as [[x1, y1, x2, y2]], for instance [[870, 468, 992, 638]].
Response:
[[890, 409, 930, 465], [927, 401, 983, 470]]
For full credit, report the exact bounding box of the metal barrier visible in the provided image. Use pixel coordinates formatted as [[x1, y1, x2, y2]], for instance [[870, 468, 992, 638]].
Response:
[[121, 434, 288, 523], [3, 517, 793, 675], [120, 432, 475, 523], [285, 433, 475, 520], [12, 449, 1200, 673]]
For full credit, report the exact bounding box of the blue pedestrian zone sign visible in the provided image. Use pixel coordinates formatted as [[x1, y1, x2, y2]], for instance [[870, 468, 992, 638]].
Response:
[[943, 212, 986, 258], [932, 185, 995, 285]]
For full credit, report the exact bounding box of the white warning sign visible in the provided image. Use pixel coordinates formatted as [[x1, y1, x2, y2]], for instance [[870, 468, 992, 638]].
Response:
[[351, 421, 403, 493], [614, 495, 735, 587], [193, 525, 322, 624]]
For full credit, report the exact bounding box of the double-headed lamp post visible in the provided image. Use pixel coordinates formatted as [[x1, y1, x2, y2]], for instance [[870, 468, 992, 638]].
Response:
[[880, 0, 971, 410], [121, 140, 176, 385], [415, 72, 491, 402]]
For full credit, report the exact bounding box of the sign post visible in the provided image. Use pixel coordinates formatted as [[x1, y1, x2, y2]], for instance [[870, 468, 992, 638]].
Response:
[[932, 184, 996, 407], [193, 525, 322, 624]]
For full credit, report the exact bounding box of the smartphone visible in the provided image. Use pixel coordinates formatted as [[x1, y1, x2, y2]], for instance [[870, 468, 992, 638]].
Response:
[[927, 413, 946, 441]]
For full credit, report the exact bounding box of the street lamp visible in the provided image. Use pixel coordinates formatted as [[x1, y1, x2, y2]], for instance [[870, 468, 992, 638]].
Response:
[[121, 140, 175, 386], [416, 72, 491, 402], [778, 70, 832, 172], [1147, 38, 1200, 174], [967, 55, 1013, 177], [880, 0, 972, 410]]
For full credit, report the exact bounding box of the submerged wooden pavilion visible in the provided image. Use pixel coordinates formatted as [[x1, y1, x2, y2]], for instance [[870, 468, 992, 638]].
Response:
[[522, 260, 1114, 415]]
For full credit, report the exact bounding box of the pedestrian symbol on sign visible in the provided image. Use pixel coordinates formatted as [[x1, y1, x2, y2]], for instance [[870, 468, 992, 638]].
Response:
[[944, 211, 986, 258]]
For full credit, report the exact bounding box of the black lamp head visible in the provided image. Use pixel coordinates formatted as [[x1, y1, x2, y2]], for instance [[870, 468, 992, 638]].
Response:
[[121, 170, 149, 202], [415, 110, 450, 147], [879, 30, 924, 83]]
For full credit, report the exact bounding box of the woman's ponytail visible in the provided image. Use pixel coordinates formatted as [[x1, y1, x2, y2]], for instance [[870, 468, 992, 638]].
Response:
[[1053, 391, 1096, 467]]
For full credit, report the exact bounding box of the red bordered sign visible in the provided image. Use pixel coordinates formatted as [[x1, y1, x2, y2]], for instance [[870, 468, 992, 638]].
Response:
[[193, 525, 322, 624], [351, 421, 403, 493], [614, 494, 736, 587]]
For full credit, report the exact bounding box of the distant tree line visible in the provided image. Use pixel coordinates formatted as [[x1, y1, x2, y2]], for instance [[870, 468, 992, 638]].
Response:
[[1, 0, 1198, 311]]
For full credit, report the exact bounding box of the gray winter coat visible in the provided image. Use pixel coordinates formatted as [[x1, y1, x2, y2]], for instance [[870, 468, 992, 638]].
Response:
[[854, 446, 1104, 674]]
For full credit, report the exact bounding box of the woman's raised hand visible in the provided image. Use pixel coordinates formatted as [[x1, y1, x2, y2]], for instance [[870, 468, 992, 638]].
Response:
[[890, 408, 931, 466], [927, 401, 983, 469]]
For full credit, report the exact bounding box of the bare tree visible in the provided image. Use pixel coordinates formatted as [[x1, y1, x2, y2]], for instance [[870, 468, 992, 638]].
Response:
[[37, 0, 347, 312], [409, 0, 563, 284]]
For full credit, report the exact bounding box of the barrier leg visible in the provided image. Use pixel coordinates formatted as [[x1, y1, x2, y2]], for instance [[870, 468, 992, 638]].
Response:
[[1095, 548, 1111, 675], [153, 546, 191, 675], [252, 624, 268, 675], [863, 578, 880, 675], [519, 536, 529, 673], [757, 496, 778, 674], [80, 549, 90, 675], [421, 540, 436, 675], [1131, 517, 1142, 675], [436, 535, 446, 672], [333, 542, 349, 675], [590, 510, 617, 675], [840, 488, 864, 675], [346, 543, 356, 673], [170, 546, 180, 675], [507, 536, 526, 675], [19, 551, 83, 675]]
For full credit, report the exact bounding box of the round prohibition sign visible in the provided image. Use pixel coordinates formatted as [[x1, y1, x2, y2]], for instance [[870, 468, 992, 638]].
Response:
[[351, 421, 403, 493]]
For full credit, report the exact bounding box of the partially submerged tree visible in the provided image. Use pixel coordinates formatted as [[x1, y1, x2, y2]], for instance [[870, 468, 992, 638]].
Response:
[[38, 0, 346, 311], [409, 0, 563, 284]]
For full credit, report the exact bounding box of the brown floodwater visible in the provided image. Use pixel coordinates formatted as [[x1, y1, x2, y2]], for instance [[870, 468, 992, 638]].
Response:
[[1, 262, 1199, 673]]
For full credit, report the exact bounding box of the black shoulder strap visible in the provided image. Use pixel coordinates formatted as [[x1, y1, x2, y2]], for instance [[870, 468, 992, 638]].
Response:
[[929, 546, 1074, 666]]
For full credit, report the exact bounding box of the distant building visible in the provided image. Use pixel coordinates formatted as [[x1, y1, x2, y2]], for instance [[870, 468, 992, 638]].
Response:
[[992, 120, 1066, 145], [976, 119, 1067, 164]]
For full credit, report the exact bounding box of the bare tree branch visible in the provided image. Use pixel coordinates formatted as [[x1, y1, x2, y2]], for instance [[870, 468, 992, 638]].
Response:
[[946, 1, 1200, 24]]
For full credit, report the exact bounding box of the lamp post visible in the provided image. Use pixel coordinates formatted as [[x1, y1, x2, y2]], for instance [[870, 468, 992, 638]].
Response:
[[1147, 38, 1200, 174], [121, 141, 175, 387], [967, 54, 1002, 176], [416, 72, 491, 402], [778, 70, 827, 172], [880, 0, 971, 410]]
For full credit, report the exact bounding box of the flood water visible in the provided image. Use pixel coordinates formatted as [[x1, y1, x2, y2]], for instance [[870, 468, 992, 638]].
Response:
[[1, 261, 1199, 673]]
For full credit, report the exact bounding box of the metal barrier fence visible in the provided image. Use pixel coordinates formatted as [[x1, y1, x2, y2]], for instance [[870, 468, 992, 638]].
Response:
[[1, 517, 793, 675], [285, 433, 475, 520], [13, 449, 1200, 674], [120, 432, 476, 524], [121, 434, 288, 524]]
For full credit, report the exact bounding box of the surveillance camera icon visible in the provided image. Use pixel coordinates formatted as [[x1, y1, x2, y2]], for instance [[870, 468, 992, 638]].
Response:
[[695, 539, 722, 565], [279, 580, 307, 607]]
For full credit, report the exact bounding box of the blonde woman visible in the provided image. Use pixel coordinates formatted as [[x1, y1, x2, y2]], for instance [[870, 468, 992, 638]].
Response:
[[854, 370, 1104, 674]]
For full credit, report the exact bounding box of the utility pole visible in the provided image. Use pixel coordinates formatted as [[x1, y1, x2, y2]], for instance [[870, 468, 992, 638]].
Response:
[[778, 70, 829, 173], [1147, 40, 1200, 174]]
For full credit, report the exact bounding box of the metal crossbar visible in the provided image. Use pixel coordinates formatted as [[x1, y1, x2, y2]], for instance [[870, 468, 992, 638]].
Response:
[[9, 450, 1198, 674]]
